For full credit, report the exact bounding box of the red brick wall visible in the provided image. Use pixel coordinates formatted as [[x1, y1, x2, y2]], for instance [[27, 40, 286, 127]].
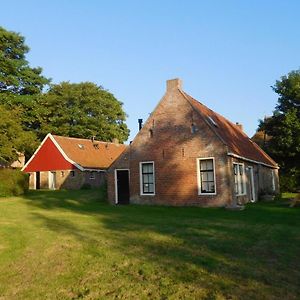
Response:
[[108, 83, 233, 207]]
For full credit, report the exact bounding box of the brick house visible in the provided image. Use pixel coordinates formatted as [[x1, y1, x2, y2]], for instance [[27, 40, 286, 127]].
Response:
[[107, 79, 279, 207], [22, 134, 126, 190]]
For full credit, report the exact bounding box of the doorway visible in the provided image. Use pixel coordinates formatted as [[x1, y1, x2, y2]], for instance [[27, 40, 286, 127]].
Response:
[[49, 171, 56, 190], [115, 170, 130, 204], [246, 166, 256, 202], [36, 172, 40, 190]]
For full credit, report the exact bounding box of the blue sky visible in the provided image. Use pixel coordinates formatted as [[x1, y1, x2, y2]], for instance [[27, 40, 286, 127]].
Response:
[[1, 0, 299, 141]]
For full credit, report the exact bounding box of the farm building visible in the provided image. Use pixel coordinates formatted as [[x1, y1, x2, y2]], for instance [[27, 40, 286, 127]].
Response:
[[107, 78, 279, 207], [22, 134, 126, 190]]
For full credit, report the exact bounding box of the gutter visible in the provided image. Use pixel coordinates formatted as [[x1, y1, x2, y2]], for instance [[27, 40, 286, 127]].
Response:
[[227, 152, 279, 169]]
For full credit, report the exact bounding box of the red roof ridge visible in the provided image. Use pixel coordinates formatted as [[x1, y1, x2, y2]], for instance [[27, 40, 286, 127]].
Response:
[[51, 134, 126, 147]]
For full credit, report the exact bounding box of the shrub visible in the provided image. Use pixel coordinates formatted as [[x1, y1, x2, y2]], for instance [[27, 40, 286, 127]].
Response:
[[81, 183, 91, 190], [0, 169, 29, 197]]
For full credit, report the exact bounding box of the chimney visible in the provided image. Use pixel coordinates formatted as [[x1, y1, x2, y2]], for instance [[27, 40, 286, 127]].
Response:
[[112, 138, 119, 144], [236, 122, 243, 131], [138, 118, 143, 131], [166, 78, 182, 92], [91, 136, 96, 143]]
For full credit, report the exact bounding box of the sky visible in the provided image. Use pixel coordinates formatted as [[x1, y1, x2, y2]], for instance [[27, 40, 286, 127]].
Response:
[[1, 0, 299, 142]]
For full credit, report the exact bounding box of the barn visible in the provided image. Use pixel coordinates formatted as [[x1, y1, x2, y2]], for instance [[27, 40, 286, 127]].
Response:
[[22, 133, 126, 190]]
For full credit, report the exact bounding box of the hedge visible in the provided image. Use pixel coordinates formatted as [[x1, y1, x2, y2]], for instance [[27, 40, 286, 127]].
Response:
[[0, 169, 29, 197]]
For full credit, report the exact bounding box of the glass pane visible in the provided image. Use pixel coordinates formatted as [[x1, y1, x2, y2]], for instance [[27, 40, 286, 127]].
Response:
[[208, 182, 215, 192], [208, 171, 214, 182], [239, 165, 243, 175], [142, 163, 153, 174], [200, 160, 207, 171], [202, 182, 208, 192], [148, 174, 153, 184], [206, 160, 213, 170], [148, 184, 154, 193]]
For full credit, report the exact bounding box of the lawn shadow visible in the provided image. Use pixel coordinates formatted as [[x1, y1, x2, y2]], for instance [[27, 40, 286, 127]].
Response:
[[23, 190, 300, 299]]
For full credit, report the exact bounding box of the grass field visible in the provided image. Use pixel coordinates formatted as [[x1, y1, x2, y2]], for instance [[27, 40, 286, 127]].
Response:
[[0, 190, 299, 299]]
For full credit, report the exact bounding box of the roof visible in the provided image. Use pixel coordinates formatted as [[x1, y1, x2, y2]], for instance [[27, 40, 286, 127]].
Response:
[[181, 91, 278, 168], [52, 135, 127, 169]]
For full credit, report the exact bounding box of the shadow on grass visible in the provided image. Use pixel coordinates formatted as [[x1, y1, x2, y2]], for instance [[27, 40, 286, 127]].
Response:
[[23, 190, 300, 299]]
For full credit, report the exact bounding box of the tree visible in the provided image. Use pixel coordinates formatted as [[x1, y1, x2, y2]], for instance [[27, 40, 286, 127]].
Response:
[[0, 26, 50, 95], [0, 105, 38, 164], [258, 69, 300, 191], [36, 82, 130, 142]]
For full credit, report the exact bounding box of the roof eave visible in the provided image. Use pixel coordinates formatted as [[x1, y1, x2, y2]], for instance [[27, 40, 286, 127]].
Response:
[[227, 152, 279, 169]]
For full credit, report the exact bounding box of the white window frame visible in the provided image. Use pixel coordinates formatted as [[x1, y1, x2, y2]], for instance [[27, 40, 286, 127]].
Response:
[[139, 161, 155, 196], [233, 162, 246, 196], [271, 169, 276, 192], [197, 157, 217, 195]]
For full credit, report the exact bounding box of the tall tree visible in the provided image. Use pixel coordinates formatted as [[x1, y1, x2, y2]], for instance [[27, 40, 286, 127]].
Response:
[[37, 82, 130, 143], [0, 105, 38, 164], [258, 69, 300, 191], [0, 26, 50, 95]]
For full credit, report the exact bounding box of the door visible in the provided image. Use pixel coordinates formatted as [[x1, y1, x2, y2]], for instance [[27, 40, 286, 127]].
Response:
[[49, 171, 56, 190], [116, 170, 130, 204], [36, 172, 40, 190], [246, 166, 256, 202]]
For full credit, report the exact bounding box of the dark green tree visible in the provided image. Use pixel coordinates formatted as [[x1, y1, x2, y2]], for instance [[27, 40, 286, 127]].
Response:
[[0, 105, 38, 164], [37, 82, 130, 142], [258, 69, 300, 191], [0, 26, 50, 95]]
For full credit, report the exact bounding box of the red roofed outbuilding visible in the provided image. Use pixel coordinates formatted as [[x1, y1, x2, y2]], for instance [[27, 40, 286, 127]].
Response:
[[22, 134, 126, 190], [107, 79, 279, 207]]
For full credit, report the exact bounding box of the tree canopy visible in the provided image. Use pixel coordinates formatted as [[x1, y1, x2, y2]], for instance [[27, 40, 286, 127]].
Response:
[[0, 26, 50, 95], [35, 82, 130, 142], [0, 26, 130, 163], [0, 105, 38, 164], [258, 69, 300, 191]]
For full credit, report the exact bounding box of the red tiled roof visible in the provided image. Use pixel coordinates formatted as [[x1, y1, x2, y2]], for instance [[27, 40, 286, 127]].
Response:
[[181, 91, 277, 168], [52, 135, 127, 169]]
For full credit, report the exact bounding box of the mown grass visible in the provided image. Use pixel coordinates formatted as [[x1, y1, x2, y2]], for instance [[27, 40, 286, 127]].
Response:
[[0, 190, 299, 299]]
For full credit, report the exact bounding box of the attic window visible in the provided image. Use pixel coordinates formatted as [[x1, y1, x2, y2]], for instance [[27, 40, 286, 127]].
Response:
[[93, 143, 99, 149], [208, 116, 218, 127], [78, 144, 85, 149]]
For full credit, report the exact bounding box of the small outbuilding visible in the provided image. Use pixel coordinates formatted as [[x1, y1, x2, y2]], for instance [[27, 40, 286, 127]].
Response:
[[22, 134, 126, 190]]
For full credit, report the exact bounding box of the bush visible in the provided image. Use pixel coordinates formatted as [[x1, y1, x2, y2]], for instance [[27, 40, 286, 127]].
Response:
[[0, 169, 29, 197], [81, 183, 91, 190], [280, 170, 300, 192]]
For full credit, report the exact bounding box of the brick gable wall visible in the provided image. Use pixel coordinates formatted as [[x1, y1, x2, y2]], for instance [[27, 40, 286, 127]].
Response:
[[107, 82, 233, 206]]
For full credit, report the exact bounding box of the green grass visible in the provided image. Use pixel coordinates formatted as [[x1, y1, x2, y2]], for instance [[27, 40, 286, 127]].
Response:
[[0, 190, 299, 299]]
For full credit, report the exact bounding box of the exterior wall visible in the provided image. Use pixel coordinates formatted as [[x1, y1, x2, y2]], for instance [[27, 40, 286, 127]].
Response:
[[230, 156, 279, 205], [108, 84, 232, 207], [24, 137, 75, 172], [28, 169, 106, 190]]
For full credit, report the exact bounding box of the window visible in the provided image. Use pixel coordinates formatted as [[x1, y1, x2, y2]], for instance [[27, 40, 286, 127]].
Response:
[[198, 158, 216, 194], [90, 171, 95, 180], [208, 116, 218, 127], [70, 171, 75, 177], [140, 162, 155, 195], [233, 163, 245, 195]]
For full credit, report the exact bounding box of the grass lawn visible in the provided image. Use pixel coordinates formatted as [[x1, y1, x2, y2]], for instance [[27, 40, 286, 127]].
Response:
[[0, 190, 299, 299]]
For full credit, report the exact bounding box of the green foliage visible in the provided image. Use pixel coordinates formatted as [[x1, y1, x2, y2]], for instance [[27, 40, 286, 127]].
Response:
[[0, 105, 38, 164], [0, 168, 29, 197], [0, 26, 50, 95], [258, 69, 300, 191], [36, 82, 129, 142]]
